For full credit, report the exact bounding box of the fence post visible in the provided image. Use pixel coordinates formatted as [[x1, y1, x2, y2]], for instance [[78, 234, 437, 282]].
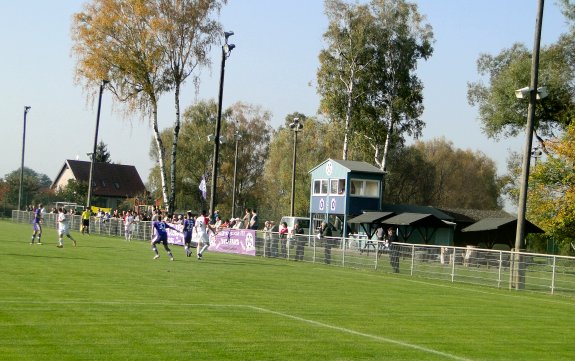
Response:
[[451, 247, 456, 282], [312, 236, 316, 264], [551, 255, 556, 295], [342, 237, 346, 267], [410, 244, 415, 276]]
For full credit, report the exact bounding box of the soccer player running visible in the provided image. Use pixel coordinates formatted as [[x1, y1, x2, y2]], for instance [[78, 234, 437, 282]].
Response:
[[57, 208, 77, 248], [80, 207, 91, 235], [151, 214, 181, 261], [195, 209, 217, 260], [124, 210, 135, 241], [183, 211, 195, 258], [30, 203, 43, 245]]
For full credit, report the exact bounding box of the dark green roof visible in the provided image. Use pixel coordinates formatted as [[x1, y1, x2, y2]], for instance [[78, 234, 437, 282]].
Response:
[[462, 217, 544, 233], [382, 213, 448, 228], [348, 211, 394, 224], [439, 208, 512, 223], [380, 204, 454, 221]]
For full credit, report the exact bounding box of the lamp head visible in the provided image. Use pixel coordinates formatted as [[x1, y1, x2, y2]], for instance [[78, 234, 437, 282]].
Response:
[[289, 117, 303, 130], [536, 86, 548, 99], [514, 86, 530, 99], [514, 86, 548, 100], [24, 106, 31, 111], [224, 31, 234, 40]]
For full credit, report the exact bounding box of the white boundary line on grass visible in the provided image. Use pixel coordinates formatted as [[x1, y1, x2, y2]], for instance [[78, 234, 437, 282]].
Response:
[[1, 300, 472, 361], [248, 305, 473, 361]]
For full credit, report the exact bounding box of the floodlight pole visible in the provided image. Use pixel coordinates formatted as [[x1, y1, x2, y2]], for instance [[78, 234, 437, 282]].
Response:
[[18, 106, 31, 211], [231, 129, 241, 219], [86, 80, 108, 209], [209, 31, 235, 217], [289, 118, 303, 217], [513, 0, 544, 290]]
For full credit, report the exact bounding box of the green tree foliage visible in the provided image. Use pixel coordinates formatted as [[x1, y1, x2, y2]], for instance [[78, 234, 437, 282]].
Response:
[[2, 168, 53, 208], [467, 41, 575, 143], [154, 0, 225, 214], [317, 0, 375, 160], [54, 179, 89, 206], [149, 100, 272, 219], [385, 138, 502, 209], [260, 114, 342, 222], [72, 0, 225, 214], [94, 141, 112, 163], [524, 124, 575, 255], [317, 0, 434, 174]]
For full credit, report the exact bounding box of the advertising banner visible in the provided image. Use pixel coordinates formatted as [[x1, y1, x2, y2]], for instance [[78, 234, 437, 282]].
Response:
[[162, 224, 256, 256]]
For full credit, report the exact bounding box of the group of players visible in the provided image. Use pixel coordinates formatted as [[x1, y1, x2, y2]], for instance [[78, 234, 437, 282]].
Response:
[[151, 209, 218, 261], [30, 203, 77, 248], [29, 204, 218, 261]]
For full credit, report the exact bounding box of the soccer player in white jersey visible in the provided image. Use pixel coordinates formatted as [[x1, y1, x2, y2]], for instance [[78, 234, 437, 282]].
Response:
[[124, 210, 135, 241], [57, 208, 77, 248], [195, 209, 217, 260]]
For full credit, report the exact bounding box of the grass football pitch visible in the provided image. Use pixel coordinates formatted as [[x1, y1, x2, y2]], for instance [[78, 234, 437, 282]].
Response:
[[1, 220, 574, 360]]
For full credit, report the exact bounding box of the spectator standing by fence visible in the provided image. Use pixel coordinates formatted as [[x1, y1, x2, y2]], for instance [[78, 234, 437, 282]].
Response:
[[294, 222, 305, 261], [279, 222, 288, 258], [242, 208, 251, 229], [318, 221, 333, 264], [387, 227, 400, 273], [249, 209, 259, 230]]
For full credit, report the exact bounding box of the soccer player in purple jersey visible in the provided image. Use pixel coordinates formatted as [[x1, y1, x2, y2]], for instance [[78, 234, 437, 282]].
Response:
[[30, 203, 43, 245], [182, 211, 195, 258], [151, 214, 182, 261]]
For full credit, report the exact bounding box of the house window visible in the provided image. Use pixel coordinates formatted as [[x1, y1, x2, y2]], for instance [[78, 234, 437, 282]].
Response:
[[101, 180, 106, 187], [330, 179, 346, 195], [114, 183, 120, 190], [350, 179, 379, 198], [313, 179, 329, 195]]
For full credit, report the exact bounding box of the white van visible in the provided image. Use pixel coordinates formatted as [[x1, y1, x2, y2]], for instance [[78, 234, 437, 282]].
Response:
[[279, 216, 310, 235]]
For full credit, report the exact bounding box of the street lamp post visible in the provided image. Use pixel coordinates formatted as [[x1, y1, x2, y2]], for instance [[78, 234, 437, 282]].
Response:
[[231, 129, 242, 219], [289, 118, 303, 217], [513, 0, 545, 290], [18, 106, 31, 211], [209, 31, 235, 217], [86, 80, 108, 210]]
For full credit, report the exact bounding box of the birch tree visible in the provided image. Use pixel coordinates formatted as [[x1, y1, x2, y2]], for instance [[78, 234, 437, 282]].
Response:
[[72, 0, 225, 214], [317, 0, 433, 176]]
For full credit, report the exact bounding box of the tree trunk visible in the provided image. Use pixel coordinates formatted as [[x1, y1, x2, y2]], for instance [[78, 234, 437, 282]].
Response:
[[168, 83, 182, 215], [151, 99, 169, 210], [380, 118, 394, 173], [343, 76, 354, 160]]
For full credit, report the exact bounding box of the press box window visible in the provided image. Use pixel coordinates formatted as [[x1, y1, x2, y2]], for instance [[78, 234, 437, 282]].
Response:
[[350, 179, 379, 197], [313, 179, 329, 195], [330, 179, 346, 195]]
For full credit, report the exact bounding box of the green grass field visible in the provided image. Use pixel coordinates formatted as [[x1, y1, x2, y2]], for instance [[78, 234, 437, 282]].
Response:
[[1, 220, 574, 361]]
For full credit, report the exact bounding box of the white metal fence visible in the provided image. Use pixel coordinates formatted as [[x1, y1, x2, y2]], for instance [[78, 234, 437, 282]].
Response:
[[12, 210, 575, 298]]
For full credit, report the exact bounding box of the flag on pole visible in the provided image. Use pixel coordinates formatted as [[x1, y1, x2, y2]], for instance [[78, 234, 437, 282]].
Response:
[[199, 175, 207, 200]]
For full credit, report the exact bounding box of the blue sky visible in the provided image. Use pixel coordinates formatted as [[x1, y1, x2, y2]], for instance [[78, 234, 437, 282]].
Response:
[[0, 1, 570, 207]]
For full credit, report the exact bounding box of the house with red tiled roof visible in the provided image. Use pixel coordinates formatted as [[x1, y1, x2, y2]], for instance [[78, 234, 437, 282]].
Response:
[[51, 160, 147, 209]]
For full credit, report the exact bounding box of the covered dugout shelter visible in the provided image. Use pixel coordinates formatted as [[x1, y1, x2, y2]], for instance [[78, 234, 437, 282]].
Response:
[[309, 159, 385, 237], [461, 217, 544, 249], [347, 203, 457, 246], [382, 212, 454, 245]]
